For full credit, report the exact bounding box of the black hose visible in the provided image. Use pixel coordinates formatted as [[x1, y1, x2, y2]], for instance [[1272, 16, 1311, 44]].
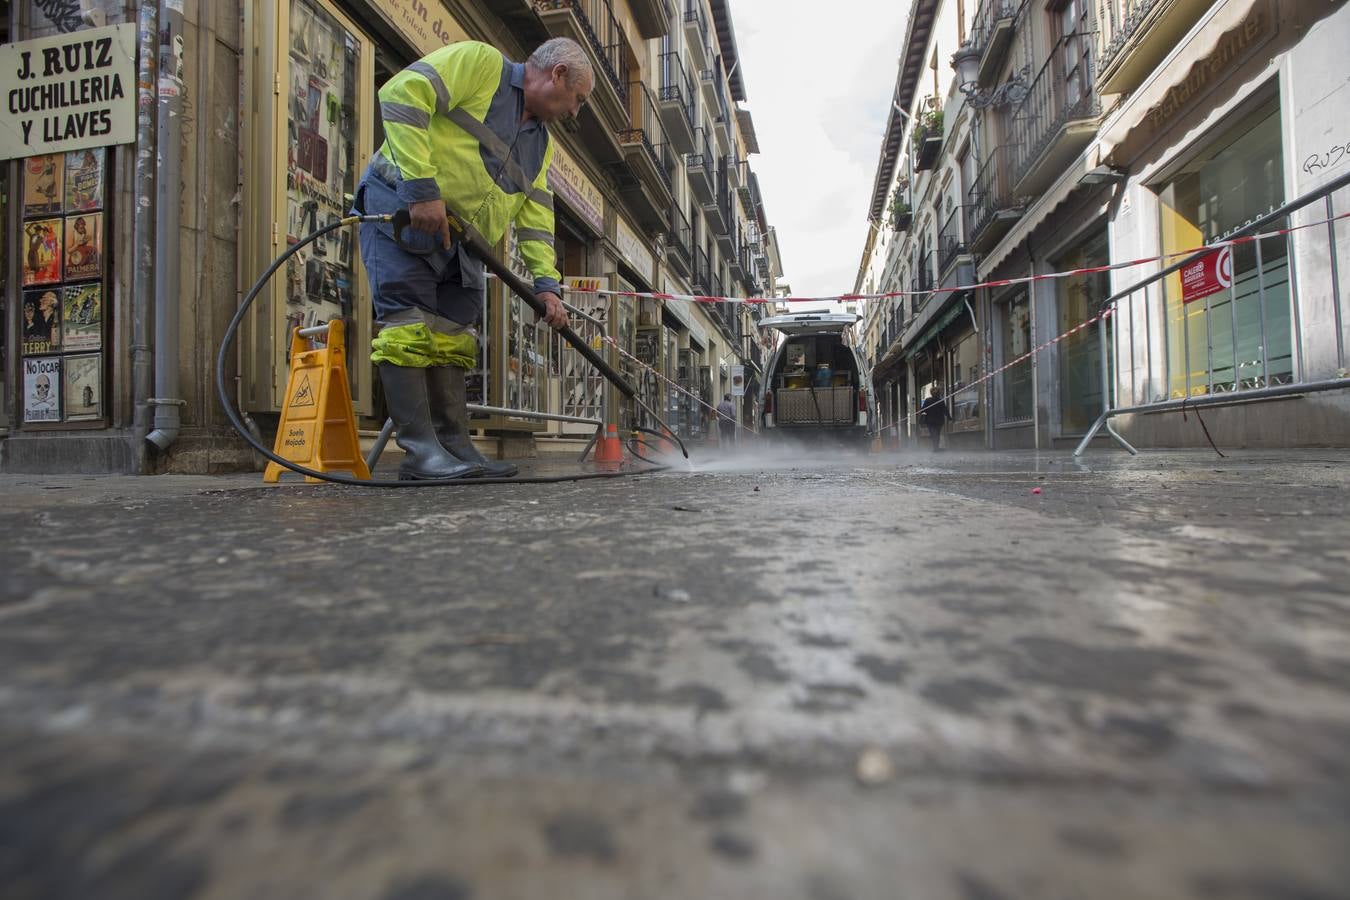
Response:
[[214, 214, 667, 487], [626, 437, 659, 465]]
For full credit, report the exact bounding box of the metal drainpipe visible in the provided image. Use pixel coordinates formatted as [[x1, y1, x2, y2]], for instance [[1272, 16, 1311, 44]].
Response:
[[130, 1, 159, 467], [146, 0, 186, 451]]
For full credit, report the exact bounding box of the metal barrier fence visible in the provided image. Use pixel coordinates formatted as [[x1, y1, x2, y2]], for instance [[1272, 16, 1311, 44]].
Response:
[[1076, 169, 1350, 456]]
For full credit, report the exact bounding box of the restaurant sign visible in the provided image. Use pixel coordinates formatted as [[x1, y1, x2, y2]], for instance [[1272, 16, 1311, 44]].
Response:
[[1146, 10, 1266, 132], [370, 0, 469, 59], [548, 141, 604, 235]]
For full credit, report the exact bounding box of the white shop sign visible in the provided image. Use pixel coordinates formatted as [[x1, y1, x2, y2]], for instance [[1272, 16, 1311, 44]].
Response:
[[0, 24, 137, 159]]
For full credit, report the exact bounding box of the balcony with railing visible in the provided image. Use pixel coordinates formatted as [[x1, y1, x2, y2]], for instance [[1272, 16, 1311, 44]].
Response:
[[938, 205, 972, 279], [736, 159, 754, 213], [880, 302, 907, 359], [741, 234, 764, 294], [627, 0, 673, 41], [700, 55, 724, 109], [727, 225, 745, 278], [1096, 0, 1213, 94], [912, 252, 935, 314], [682, 0, 712, 71], [686, 127, 716, 204], [720, 302, 742, 344], [754, 248, 770, 282], [702, 158, 731, 236], [912, 112, 944, 172], [692, 245, 711, 293], [721, 216, 740, 266], [667, 201, 693, 276], [535, 0, 632, 160], [967, 144, 1024, 253], [620, 84, 674, 191], [710, 81, 733, 152], [967, 0, 1025, 85], [657, 51, 697, 153], [1009, 33, 1101, 196], [726, 154, 742, 192]]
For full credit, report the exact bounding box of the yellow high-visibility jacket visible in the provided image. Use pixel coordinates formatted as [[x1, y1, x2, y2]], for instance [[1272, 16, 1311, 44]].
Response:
[[375, 40, 560, 295]]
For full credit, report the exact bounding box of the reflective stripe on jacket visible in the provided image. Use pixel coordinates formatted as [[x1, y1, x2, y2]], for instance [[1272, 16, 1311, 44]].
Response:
[[377, 40, 561, 295]]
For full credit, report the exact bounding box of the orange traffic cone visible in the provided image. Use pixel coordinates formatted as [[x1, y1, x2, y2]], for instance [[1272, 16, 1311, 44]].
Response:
[[595, 423, 624, 466]]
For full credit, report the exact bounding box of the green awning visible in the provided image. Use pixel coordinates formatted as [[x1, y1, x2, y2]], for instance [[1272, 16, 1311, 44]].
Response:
[[902, 298, 968, 361]]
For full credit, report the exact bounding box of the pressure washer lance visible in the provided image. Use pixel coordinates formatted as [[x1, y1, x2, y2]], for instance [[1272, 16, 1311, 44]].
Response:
[[391, 207, 687, 460], [214, 210, 683, 488]]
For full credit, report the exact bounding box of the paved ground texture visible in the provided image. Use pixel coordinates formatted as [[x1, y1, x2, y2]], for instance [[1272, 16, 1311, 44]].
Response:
[[2, 448, 1349, 900]]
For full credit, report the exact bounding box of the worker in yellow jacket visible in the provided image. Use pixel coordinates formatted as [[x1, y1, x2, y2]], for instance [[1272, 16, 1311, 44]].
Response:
[[355, 37, 592, 479]]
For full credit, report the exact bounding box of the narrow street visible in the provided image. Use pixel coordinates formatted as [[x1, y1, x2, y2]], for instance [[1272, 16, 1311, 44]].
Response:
[[2, 448, 1349, 899]]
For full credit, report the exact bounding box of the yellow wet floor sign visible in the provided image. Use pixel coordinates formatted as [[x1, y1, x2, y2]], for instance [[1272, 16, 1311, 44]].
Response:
[[264, 320, 371, 483]]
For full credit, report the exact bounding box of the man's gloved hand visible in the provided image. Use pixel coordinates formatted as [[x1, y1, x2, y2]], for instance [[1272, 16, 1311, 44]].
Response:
[[537, 291, 568, 330], [408, 198, 452, 249]]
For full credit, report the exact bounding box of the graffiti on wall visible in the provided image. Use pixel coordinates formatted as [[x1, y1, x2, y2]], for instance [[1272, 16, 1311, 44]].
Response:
[[35, 0, 85, 34]]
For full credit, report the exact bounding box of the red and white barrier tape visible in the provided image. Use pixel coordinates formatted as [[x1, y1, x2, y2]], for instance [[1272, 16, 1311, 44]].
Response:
[[561, 212, 1350, 307]]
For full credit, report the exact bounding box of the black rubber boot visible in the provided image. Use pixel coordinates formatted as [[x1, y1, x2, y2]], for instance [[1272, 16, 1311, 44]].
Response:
[[378, 363, 484, 480], [427, 365, 519, 478]]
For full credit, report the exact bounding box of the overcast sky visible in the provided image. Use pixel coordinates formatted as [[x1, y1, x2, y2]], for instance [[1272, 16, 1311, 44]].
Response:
[[728, 0, 909, 300]]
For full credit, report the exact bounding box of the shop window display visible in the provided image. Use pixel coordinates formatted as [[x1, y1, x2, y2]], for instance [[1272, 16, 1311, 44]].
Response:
[[0, 164, 6, 427], [635, 327, 663, 430], [915, 355, 936, 412], [239, 0, 372, 413], [615, 290, 637, 430], [664, 326, 679, 427], [677, 347, 701, 439], [1000, 291, 1033, 422], [18, 148, 108, 426], [948, 328, 981, 430], [1159, 101, 1290, 398], [283, 1, 361, 344], [1054, 229, 1108, 433]]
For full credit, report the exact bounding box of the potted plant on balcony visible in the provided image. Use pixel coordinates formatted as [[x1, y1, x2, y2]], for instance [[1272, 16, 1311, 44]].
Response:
[[888, 195, 912, 233], [912, 105, 944, 170]]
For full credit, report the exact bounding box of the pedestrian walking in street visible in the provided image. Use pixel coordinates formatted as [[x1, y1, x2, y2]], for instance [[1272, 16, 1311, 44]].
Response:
[[717, 393, 737, 447], [919, 385, 950, 452], [354, 38, 593, 480]]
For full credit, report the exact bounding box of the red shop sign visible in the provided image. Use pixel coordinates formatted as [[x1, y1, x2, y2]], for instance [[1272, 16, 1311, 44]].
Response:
[[1180, 246, 1233, 304]]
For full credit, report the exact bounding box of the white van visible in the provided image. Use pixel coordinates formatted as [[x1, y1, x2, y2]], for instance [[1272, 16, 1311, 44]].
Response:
[[757, 313, 874, 443]]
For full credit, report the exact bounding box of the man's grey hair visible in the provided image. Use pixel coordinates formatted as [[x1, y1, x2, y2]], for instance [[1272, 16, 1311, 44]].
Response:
[[528, 38, 593, 86]]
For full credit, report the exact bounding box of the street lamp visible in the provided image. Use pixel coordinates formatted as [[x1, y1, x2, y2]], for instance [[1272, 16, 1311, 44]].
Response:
[[950, 41, 1028, 110]]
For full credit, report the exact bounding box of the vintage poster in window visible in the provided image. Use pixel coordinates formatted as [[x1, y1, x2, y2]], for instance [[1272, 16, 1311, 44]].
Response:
[[21, 287, 62, 354], [22, 217, 63, 285], [62, 283, 102, 351], [23, 154, 64, 217], [64, 213, 103, 281], [282, 1, 360, 329], [23, 355, 62, 423], [64, 353, 103, 421], [65, 147, 106, 212]]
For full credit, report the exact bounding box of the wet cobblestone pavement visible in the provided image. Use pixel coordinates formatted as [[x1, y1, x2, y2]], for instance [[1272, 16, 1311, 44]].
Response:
[[2, 449, 1348, 899]]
